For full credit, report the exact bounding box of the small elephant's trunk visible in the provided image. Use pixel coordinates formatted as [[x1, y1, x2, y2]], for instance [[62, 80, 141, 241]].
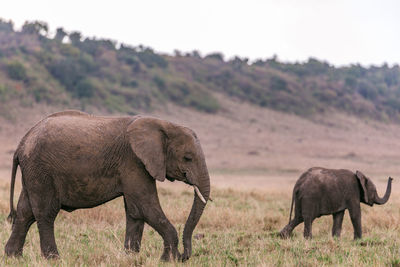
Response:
[[181, 169, 210, 261], [374, 177, 393, 205]]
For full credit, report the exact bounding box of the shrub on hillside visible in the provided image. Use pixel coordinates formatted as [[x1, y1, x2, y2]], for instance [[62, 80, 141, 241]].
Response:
[[0, 19, 13, 33], [6, 61, 28, 81], [136, 48, 168, 68], [32, 86, 52, 103], [75, 78, 97, 98], [185, 92, 220, 113], [205, 53, 224, 62]]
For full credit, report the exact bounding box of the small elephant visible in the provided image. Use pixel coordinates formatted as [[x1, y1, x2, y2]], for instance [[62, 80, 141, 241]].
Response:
[[5, 110, 210, 261], [280, 167, 392, 239]]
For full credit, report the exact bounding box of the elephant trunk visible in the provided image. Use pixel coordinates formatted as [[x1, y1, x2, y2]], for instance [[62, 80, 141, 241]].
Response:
[[181, 170, 210, 261], [374, 177, 392, 205]]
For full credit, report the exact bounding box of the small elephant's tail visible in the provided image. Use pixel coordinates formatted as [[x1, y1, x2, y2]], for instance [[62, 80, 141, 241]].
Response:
[[7, 155, 19, 224], [288, 189, 295, 224]]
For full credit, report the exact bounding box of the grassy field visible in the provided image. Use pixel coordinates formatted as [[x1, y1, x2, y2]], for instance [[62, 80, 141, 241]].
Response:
[[0, 172, 398, 266], [1, 101, 400, 266]]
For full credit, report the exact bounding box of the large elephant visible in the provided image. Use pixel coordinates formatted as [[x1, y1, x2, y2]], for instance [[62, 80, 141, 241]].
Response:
[[5, 110, 210, 261], [280, 167, 392, 239]]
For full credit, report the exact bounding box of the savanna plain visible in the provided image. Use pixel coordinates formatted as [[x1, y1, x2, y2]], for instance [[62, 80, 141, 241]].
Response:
[[0, 99, 400, 266]]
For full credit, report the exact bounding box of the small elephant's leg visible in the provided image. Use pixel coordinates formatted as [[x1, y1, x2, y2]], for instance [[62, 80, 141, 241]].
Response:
[[280, 217, 303, 238], [332, 211, 345, 237], [5, 189, 36, 257], [348, 205, 362, 239], [280, 198, 303, 238], [36, 218, 59, 259], [303, 217, 313, 239], [124, 197, 145, 252], [142, 204, 179, 261], [29, 188, 61, 259]]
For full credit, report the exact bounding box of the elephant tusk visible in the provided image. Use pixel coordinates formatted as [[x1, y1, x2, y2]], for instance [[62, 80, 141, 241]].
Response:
[[193, 185, 206, 204]]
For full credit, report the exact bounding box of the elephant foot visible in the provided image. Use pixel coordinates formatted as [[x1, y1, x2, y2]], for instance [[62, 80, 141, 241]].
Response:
[[125, 247, 140, 254], [5, 245, 23, 258], [181, 247, 192, 262], [279, 226, 291, 239], [124, 241, 141, 253], [42, 249, 60, 260], [160, 248, 181, 262]]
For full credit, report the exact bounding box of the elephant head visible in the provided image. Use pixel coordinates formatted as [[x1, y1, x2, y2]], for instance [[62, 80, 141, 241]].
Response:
[[356, 171, 392, 206], [127, 117, 210, 261]]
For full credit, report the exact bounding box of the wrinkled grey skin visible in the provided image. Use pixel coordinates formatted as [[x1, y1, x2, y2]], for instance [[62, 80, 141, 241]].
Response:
[[5, 110, 210, 261], [280, 167, 392, 239]]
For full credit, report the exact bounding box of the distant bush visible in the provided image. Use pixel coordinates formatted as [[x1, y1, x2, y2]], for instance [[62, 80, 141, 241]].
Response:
[[136, 48, 168, 68], [0, 84, 9, 102], [32, 86, 52, 103], [75, 78, 97, 98], [270, 76, 288, 92], [357, 81, 377, 100], [21, 21, 48, 36], [0, 19, 13, 32], [153, 76, 166, 90], [48, 58, 83, 90], [54, 27, 67, 42], [6, 61, 28, 81], [160, 81, 220, 113], [69, 31, 82, 45], [205, 53, 224, 62], [121, 79, 138, 88], [185, 92, 220, 113], [117, 47, 141, 72]]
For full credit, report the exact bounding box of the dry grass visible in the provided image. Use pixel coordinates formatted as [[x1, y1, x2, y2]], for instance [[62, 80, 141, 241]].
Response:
[[0, 174, 399, 266]]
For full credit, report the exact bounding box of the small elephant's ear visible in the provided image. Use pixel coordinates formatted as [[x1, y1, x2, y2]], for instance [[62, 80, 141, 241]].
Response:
[[356, 170, 369, 203], [127, 117, 168, 182]]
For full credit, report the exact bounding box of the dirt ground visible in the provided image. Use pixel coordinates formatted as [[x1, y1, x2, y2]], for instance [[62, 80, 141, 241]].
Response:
[[1, 97, 400, 191]]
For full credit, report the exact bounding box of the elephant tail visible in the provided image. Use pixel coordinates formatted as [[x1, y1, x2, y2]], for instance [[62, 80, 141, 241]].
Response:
[[288, 189, 295, 224], [7, 155, 19, 224]]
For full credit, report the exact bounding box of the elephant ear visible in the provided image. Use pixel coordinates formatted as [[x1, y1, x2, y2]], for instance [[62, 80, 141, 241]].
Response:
[[127, 117, 168, 182], [356, 170, 369, 203]]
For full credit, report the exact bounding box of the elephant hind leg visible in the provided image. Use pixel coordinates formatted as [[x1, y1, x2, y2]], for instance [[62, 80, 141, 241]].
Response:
[[280, 218, 303, 238], [5, 189, 35, 257], [29, 185, 61, 259], [280, 197, 303, 238], [332, 211, 345, 238]]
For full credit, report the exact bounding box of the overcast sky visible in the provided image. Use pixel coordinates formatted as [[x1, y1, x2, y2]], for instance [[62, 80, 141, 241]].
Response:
[[1, 0, 399, 66]]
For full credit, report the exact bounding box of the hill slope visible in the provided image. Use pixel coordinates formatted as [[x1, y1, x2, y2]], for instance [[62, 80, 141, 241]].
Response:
[[1, 19, 400, 122]]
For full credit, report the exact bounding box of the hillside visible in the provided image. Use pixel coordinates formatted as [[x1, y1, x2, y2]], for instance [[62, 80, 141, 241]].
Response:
[[1, 19, 400, 122]]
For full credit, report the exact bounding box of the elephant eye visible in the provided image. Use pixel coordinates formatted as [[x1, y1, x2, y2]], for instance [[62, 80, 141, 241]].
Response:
[[184, 155, 192, 162]]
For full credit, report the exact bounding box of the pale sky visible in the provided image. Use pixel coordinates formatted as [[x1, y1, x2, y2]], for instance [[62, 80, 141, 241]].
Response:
[[1, 0, 399, 66]]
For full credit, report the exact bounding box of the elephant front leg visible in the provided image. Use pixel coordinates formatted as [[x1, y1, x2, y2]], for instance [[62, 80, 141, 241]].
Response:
[[332, 211, 345, 238], [303, 217, 313, 239], [349, 205, 362, 239], [143, 207, 180, 261]]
